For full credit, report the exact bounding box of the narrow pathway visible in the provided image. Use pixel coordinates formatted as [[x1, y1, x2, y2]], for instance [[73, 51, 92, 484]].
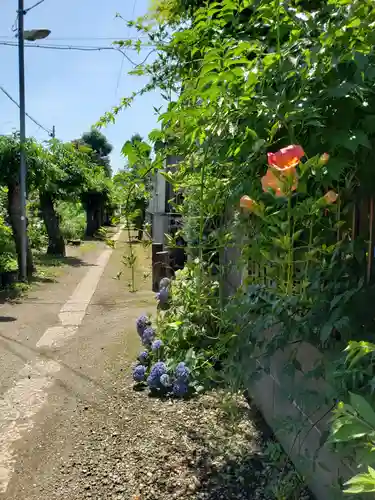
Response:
[[0, 233, 135, 497], [0, 234, 311, 500]]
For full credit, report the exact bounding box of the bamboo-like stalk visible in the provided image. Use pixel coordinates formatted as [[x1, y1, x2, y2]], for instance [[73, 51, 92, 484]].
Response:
[[336, 197, 341, 242], [351, 203, 358, 241]]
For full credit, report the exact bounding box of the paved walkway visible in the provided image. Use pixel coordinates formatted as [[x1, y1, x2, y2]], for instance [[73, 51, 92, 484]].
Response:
[[0, 233, 154, 499]]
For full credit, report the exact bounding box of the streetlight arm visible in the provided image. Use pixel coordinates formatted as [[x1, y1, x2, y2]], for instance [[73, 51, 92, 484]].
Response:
[[25, 0, 45, 13]]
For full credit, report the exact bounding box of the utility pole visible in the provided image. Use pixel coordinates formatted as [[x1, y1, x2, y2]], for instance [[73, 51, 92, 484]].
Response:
[[17, 0, 51, 281], [51, 125, 55, 138], [18, 0, 27, 281]]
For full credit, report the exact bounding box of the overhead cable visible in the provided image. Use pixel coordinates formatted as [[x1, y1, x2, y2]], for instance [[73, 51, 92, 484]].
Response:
[[0, 35, 149, 41], [0, 41, 156, 67], [0, 84, 53, 136]]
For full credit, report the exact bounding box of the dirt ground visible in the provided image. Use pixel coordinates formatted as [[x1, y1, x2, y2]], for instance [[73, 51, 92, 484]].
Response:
[[0, 233, 312, 500]]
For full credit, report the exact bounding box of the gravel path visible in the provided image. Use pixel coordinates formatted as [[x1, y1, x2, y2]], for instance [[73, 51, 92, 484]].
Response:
[[50, 384, 313, 500], [2, 236, 313, 500]]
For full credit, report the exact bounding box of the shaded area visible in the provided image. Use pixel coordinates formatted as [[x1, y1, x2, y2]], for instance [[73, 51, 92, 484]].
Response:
[[39, 386, 313, 500], [0, 316, 17, 323], [34, 254, 92, 269], [187, 396, 314, 500], [0, 284, 28, 304]]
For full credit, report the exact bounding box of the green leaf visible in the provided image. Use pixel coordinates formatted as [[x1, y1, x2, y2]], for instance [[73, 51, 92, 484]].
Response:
[[292, 358, 302, 372], [331, 130, 371, 152], [349, 393, 375, 428], [331, 422, 369, 442], [344, 469, 375, 494], [268, 122, 281, 141]]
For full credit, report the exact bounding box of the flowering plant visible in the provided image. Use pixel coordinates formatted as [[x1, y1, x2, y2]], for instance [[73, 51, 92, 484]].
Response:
[[132, 315, 193, 398], [240, 145, 339, 297]]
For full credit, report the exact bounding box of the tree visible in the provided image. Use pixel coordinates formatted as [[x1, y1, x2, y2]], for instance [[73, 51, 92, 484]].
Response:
[[117, 134, 153, 240], [31, 140, 95, 256], [0, 134, 42, 277], [76, 129, 114, 236], [81, 128, 113, 178]]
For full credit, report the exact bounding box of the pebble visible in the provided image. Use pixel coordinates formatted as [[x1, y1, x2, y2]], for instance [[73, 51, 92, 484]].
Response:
[[39, 386, 313, 500]]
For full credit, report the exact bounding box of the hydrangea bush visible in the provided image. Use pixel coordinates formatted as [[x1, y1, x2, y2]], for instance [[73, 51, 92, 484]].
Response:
[[131, 263, 225, 397], [132, 307, 195, 397]]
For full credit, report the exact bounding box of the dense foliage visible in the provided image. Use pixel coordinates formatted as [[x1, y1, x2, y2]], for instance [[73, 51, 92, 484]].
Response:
[[105, 0, 375, 494], [0, 130, 117, 284]]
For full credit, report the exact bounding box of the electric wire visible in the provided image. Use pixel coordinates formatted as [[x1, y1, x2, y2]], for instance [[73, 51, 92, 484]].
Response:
[[115, 0, 138, 95], [0, 35, 149, 41], [0, 84, 53, 136], [127, 0, 138, 39], [115, 50, 125, 98], [0, 41, 157, 67]]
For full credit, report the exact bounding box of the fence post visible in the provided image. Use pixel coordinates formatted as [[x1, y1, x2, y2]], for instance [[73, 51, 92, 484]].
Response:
[[152, 243, 163, 292]]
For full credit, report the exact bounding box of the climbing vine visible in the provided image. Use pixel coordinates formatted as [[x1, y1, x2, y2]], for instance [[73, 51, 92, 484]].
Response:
[[101, 0, 375, 494]]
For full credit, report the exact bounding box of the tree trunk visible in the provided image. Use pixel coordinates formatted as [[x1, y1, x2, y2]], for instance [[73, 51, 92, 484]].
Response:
[[39, 191, 65, 256], [99, 200, 105, 226], [7, 182, 34, 279], [85, 199, 100, 237], [84, 194, 104, 237], [94, 204, 101, 233], [104, 208, 114, 226], [85, 204, 96, 237]]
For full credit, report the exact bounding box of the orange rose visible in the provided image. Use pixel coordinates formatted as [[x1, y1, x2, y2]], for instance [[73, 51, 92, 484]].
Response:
[[261, 167, 298, 197], [267, 144, 305, 171], [240, 195, 255, 211], [324, 190, 338, 204]]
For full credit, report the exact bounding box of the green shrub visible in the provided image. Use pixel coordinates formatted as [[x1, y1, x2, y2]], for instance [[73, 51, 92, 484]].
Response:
[[155, 261, 229, 390], [57, 201, 86, 241], [0, 215, 17, 273], [28, 216, 48, 250]]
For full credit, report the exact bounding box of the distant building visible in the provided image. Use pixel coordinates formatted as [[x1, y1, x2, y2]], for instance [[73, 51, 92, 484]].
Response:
[[148, 155, 186, 286], [147, 155, 183, 245]]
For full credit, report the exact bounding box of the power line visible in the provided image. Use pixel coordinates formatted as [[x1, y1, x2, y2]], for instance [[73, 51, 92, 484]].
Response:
[[0, 35, 149, 41], [0, 41, 156, 66], [0, 84, 53, 136], [118, 0, 139, 96], [115, 49, 125, 98], [127, 0, 138, 39]]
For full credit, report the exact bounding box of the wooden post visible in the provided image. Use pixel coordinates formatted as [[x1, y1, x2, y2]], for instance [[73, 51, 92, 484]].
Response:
[[153, 251, 171, 291], [352, 202, 359, 241], [367, 197, 374, 284], [155, 251, 172, 289], [168, 246, 186, 273], [152, 243, 163, 292]]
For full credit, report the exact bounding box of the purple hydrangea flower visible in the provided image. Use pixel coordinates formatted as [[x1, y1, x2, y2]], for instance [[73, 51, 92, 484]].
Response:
[[151, 339, 163, 351], [175, 362, 190, 382], [147, 374, 158, 388], [160, 373, 171, 387], [133, 364, 146, 382], [173, 381, 189, 397], [156, 288, 169, 304], [138, 351, 149, 365], [136, 315, 149, 337], [147, 361, 167, 388], [142, 326, 156, 346], [151, 361, 167, 377]]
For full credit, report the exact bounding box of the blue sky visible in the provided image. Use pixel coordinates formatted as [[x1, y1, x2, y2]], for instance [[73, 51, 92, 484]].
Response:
[[0, 0, 163, 172]]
